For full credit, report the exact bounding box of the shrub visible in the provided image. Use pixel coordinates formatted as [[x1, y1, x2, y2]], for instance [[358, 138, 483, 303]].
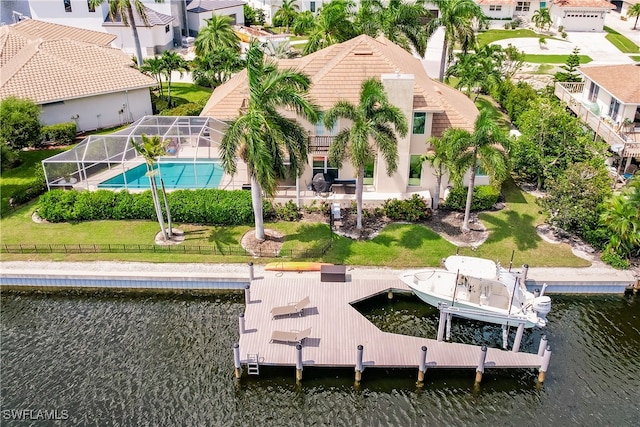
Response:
[[601, 250, 630, 270], [41, 122, 77, 145], [8, 163, 47, 207], [443, 186, 500, 212], [0, 97, 42, 149], [274, 200, 300, 221], [37, 188, 259, 225], [159, 103, 204, 116], [382, 194, 432, 222], [1, 143, 20, 170]]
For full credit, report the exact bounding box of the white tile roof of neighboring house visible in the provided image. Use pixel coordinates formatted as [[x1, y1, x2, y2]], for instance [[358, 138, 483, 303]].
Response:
[[201, 35, 478, 136], [9, 19, 116, 46], [550, 0, 616, 8], [579, 64, 640, 104], [186, 0, 247, 13], [102, 5, 174, 27], [0, 21, 156, 104]]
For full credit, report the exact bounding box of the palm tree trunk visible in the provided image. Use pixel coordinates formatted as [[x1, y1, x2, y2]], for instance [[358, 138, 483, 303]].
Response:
[[251, 176, 266, 241], [160, 178, 173, 238], [439, 35, 448, 82], [462, 154, 477, 232], [127, 5, 144, 67], [149, 169, 168, 240], [433, 174, 442, 210], [166, 75, 172, 105], [356, 166, 364, 230], [635, 16, 639, 30]]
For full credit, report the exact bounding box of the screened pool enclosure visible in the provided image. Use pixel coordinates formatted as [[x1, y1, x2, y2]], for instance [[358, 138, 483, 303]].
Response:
[[43, 116, 230, 191]]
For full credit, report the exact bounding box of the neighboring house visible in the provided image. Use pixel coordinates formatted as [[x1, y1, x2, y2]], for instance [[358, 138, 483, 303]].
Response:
[[0, 20, 156, 132], [477, 0, 518, 20], [186, 0, 245, 36], [246, 0, 329, 25], [555, 64, 640, 168], [26, 1, 176, 57], [200, 34, 481, 205], [549, 0, 615, 31]]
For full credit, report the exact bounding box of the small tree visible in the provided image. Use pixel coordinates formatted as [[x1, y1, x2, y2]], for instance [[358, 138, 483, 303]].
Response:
[[628, 3, 640, 30], [140, 56, 165, 97], [421, 132, 459, 210], [554, 48, 582, 82], [600, 176, 640, 258], [160, 50, 189, 106], [532, 8, 552, 31], [0, 97, 42, 149], [274, 0, 299, 33]]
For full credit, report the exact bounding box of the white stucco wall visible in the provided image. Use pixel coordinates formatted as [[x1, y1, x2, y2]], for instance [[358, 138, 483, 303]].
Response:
[[107, 22, 175, 57], [187, 6, 245, 35], [550, 7, 608, 31], [480, 5, 516, 20], [40, 88, 153, 132]]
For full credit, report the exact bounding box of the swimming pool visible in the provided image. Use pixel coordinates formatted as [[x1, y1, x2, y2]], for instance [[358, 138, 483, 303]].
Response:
[[97, 161, 224, 189]]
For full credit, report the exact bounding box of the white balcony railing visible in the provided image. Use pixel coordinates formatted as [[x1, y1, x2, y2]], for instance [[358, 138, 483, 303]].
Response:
[[554, 82, 640, 158]]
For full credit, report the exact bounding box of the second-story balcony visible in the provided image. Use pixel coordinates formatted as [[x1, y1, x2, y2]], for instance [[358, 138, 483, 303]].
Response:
[[310, 135, 334, 153], [554, 82, 640, 158]]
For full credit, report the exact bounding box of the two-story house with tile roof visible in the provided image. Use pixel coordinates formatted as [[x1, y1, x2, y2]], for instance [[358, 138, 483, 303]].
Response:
[[200, 34, 482, 206], [0, 20, 157, 132]]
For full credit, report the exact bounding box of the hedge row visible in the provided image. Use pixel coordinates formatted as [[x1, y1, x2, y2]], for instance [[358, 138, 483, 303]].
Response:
[[42, 122, 76, 145], [382, 194, 432, 221], [443, 186, 500, 212], [37, 189, 269, 225]]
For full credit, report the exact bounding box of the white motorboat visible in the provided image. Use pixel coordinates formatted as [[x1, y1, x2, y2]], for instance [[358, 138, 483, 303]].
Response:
[[399, 256, 551, 328]]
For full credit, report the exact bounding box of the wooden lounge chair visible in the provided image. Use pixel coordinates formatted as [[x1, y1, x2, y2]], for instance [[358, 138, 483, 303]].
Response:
[[270, 296, 311, 319], [270, 327, 312, 344]]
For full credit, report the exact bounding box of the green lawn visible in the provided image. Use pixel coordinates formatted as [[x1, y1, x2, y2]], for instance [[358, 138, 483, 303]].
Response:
[[631, 55, 640, 62], [604, 26, 640, 54], [458, 179, 590, 268], [523, 54, 592, 64], [476, 29, 558, 46], [0, 149, 67, 212], [166, 82, 213, 105]]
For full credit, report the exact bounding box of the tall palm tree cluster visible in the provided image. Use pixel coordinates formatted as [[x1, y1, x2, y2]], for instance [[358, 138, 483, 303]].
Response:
[[140, 51, 189, 107]]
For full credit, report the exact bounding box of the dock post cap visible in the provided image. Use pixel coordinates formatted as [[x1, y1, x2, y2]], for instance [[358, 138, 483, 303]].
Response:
[[296, 344, 302, 350], [233, 343, 239, 348], [357, 344, 363, 350], [421, 345, 427, 351]]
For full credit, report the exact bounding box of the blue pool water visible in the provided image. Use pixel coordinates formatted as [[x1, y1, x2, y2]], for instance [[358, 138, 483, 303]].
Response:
[[98, 161, 224, 189]]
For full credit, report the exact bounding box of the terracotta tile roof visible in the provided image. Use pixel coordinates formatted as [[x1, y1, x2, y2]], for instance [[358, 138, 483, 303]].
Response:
[[186, 0, 247, 12], [0, 22, 156, 104], [579, 64, 640, 104], [476, 0, 517, 5], [102, 5, 174, 27], [10, 19, 116, 46], [201, 35, 478, 135], [550, 0, 615, 8]]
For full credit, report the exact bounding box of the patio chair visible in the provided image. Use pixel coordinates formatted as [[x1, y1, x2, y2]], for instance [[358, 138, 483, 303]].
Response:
[[270, 296, 311, 319], [270, 327, 312, 344], [623, 164, 638, 180]]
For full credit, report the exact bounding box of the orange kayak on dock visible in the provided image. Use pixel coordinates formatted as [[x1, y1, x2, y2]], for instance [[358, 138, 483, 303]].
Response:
[[264, 262, 333, 272]]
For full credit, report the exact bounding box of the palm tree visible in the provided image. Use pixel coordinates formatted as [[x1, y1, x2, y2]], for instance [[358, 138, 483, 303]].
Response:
[[274, 0, 299, 34], [304, 0, 356, 55], [131, 134, 173, 240], [292, 11, 315, 36], [531, 8, 552, 32], [420, 131, 460, 210], [140, 56, 165, 97], [355, 0, 429, 57], [628, 3, 640, 30], [446, 109, 509, 232], [446, 44, 503, 100], [220, 41, 319, 241], [323, 78, 408, 229], [191, 47, 245, 88], [600, 177, 640, 257], [160, 51, 189, 106], [194, 15, 240, 57], [425, 0, 485, 82], [90, 0, 148, 66]]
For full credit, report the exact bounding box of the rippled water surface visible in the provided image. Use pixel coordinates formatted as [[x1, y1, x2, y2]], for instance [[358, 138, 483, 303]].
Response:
[[1, 291, 639, 426]]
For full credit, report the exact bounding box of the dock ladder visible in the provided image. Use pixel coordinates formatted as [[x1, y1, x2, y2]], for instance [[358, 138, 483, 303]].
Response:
[[247, 353, 260, 375]]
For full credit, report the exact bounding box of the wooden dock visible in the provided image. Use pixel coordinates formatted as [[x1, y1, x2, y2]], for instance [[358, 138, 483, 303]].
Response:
[[238, 274, 544, 373]]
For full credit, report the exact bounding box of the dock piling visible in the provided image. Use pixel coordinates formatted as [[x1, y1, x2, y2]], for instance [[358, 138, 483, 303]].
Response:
[[475, 345, 487, 384], [512, 323, 525, 353], [437, 308, 446, 341], [538, 345, 552, 383], [388, 290, 393, 300], [239, 312, 245, 334], [248, 262, 254, 281], [522, 264, 529, 283], [445, 313, 452, 341], [295, 344, 303, 383], [233, 343, 241, 379], [502, 325, 509, 349], [537, 334, 547, 357], [355, 345, 364, 383], [244, 284, 251, 304], [417, 346, 428, 386]]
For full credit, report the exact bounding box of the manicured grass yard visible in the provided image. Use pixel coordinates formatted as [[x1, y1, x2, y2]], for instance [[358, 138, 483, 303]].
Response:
[[604, 26, 640, 54], [631, 55, 640, 62], [476, 29, 556, 46], [165, 82, 213, 105], [523, 54, 592, 64]]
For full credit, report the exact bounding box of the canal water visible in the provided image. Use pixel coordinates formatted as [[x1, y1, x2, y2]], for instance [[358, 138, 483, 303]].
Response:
[[1, 291, 638, 426]]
